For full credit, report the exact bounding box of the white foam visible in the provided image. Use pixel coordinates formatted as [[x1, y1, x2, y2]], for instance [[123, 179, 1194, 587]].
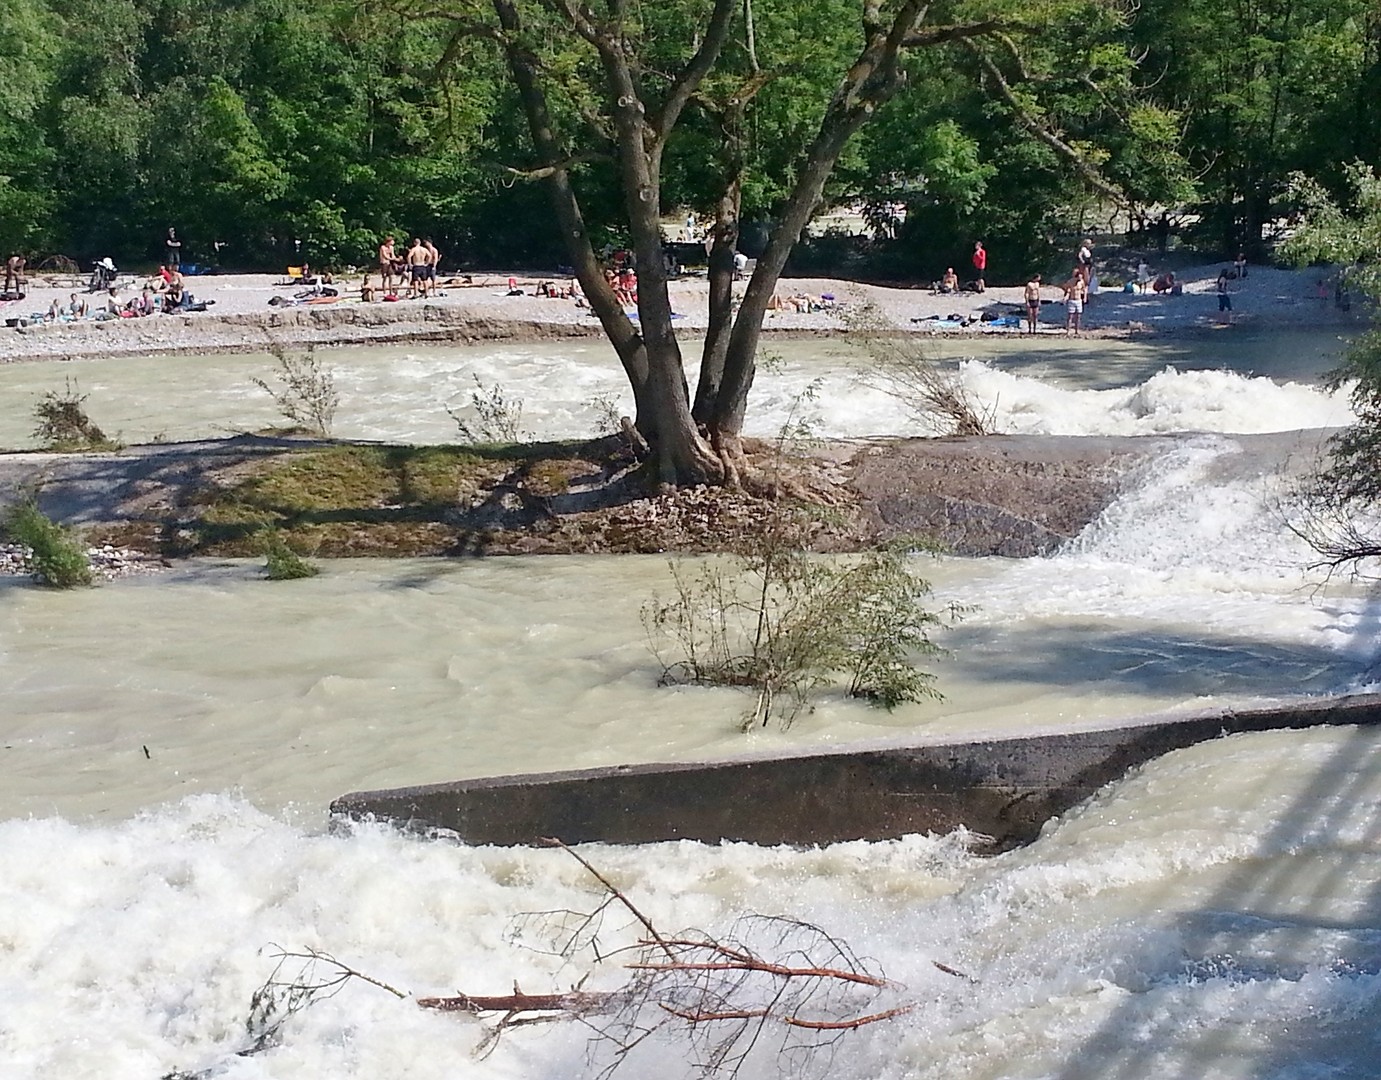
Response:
[[8, 725, 1381, 1080]]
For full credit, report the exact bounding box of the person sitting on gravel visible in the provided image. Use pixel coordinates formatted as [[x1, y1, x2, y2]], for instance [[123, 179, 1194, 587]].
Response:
[[615, 267, 637, 306], [361, 274, 377, 303], [938, 267, 959, 294], [163, 269, 185, 311]]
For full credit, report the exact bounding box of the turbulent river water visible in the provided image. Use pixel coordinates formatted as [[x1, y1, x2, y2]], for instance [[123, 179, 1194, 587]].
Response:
[[3, 328, 1381, 1078]]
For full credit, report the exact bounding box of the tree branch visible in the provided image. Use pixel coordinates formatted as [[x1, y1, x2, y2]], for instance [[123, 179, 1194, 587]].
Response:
[[651, 0, 739, 142], [964, 40, 1127, 206], [503, 150, 610, 179], [902, 18, 1013, 46]]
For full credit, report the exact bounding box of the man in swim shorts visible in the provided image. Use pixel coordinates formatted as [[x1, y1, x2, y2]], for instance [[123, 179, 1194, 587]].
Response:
[[1023, 274, 1043, 335], [1063, 270, 1087, 336], [405, 238, 429, 298], [378, 236, 397, 292], [424, 238, 441, 297]]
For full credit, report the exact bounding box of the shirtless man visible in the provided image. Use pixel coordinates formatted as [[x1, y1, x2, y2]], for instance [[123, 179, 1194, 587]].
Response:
[[378, 236, 397, 292], [424, 238, 440, 297], [4, 254, 26, 295], [1063, 269, 1088, 336], [405, 238, 429, 298], [1023, 274, 1043, 335]]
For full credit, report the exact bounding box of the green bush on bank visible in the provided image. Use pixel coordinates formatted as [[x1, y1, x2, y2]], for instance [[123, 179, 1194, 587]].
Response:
[[4, 499, 93, 587]]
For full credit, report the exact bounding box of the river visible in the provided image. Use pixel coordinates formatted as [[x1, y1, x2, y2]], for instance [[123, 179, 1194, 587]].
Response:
[[2, 329, 1380, 1078]]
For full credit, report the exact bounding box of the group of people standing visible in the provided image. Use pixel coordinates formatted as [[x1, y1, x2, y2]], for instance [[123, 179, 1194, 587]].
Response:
[[1017, 239, 1097, 336], [375, 236, 442, 299]]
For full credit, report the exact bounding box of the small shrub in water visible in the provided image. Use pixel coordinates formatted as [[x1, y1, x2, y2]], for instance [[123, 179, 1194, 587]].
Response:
[[261, 531, 320, 580], [445, 375, 528, 444], [252, 347, 339, 437], [3, 498, 93, 587], [32, 378, 115, 451]]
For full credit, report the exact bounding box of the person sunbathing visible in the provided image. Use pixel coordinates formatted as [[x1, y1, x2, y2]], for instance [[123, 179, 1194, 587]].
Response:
[[939, 267, 960, 294]]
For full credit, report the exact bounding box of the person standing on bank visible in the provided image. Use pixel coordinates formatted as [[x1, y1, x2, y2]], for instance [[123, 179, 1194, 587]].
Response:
[[1077, 237, 1093, 272], [1234, 250, 1247, 280], [1063, 269, 1088, 336], [1023, 273, 1043, 335], [972, 240, 987, 292], [165, 228, 181, 269]]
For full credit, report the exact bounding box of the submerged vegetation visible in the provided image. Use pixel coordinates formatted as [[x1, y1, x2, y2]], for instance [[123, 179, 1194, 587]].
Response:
[[32, 379, 119, 452], [644, 536, 949, 730], [251, 349, 339, 438], [260, 529, 320, 580]]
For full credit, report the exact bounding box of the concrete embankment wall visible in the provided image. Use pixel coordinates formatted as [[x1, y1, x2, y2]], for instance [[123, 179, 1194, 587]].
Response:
[[331, 694, 1381, 852]]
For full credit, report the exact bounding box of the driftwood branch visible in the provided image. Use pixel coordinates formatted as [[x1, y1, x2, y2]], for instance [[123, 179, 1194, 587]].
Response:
[[170, 843, 977, 1080]]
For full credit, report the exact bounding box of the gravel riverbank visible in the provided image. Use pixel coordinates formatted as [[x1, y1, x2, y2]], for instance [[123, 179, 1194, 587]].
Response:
[[0, 264, 1359, 362]]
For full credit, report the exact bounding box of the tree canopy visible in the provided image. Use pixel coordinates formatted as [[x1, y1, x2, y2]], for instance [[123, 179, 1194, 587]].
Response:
[[0, 0, 1371, 273]]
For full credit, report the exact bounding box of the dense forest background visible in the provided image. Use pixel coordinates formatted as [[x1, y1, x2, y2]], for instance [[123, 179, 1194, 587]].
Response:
[[1, 0, 1377, 279]]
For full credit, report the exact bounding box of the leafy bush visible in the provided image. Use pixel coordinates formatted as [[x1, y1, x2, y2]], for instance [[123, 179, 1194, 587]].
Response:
[[32, 378, 116, 451], [3, 498, 93, 587], [261, 530, 320, 580], [252, 348, 339, 437], [644, 506, 949, 730]]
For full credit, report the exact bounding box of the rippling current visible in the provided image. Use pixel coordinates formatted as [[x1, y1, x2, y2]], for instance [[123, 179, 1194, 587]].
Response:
[[3, 329, 1380, 1078]]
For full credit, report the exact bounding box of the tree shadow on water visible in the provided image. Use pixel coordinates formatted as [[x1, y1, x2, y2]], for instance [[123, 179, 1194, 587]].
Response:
[[940, 620, 1371, 701], [1044, 721, 1381, 1079]]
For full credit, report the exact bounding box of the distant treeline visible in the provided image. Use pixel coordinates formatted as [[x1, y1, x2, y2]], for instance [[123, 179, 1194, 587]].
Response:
[[1, 0, 1377, 277]]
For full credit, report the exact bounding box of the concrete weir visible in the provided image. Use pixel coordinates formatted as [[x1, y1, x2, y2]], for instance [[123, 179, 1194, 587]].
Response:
[[331, 694, 1381, 852]]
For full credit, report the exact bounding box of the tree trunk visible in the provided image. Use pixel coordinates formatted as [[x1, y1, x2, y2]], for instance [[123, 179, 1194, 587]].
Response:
[[490, 0, 655, 430], [708, 0, 929, 449], [693, 178, 741, 428]]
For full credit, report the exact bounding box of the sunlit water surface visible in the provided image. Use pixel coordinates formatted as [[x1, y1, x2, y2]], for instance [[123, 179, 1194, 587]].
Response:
[[3, 331, 1381, 1078]]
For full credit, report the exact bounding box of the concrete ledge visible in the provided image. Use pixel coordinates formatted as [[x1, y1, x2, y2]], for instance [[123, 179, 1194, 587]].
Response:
[[330, 694, 1381, 852]]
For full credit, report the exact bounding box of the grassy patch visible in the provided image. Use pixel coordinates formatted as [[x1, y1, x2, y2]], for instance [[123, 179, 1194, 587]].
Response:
[[185, 441, 601, 556]]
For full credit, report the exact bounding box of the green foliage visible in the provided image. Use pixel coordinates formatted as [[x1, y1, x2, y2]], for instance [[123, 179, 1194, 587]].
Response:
[[0, 0, 1369, 275], [261, 529, 320, 580], [32, 378, 117, 451], [644, 500, 948, 730], [3, 497, 93, 588]]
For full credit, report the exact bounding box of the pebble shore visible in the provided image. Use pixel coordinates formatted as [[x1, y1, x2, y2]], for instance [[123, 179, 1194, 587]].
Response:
[[0, 542, 164, 581]]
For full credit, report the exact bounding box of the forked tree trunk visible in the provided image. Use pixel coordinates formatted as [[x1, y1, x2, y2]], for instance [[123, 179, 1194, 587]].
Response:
[[495, 0, 736, 484], [707, 0, 932, 464]]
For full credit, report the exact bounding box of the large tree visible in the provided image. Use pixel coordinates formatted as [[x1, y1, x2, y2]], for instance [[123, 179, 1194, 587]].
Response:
[[409, 0, 1146, 485], [1281, 163, 1381, 570]]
